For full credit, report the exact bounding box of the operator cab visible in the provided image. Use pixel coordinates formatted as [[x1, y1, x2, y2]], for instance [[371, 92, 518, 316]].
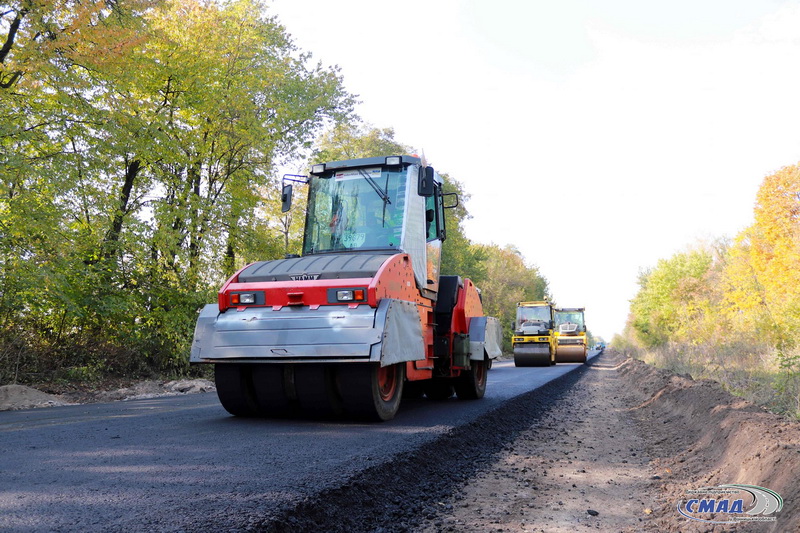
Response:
[[554, 308, 586, 333], [282, 155, 449, 297], [516, 304, 553, 335], [304, 161, 406, 253]]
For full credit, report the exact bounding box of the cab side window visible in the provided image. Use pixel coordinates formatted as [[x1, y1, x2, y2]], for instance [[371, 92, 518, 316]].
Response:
[[425, 187, 438, 241]]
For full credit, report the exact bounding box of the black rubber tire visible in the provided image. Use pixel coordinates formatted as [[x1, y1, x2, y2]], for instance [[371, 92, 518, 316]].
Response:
[[251, 365, 295, 417], [214, 364, 259, 417], [338, 363, 405, 421], [454, 357, 488, 400], [424, 379, 455, 401], [293, 365, 343, 418]]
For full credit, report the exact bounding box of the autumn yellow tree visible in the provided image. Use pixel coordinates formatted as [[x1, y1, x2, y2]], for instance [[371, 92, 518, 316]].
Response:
[[747, 164, 800, 351], [622, 164, 800, 416], [719, 232, 772, 338], [0, 0, 151, 90]]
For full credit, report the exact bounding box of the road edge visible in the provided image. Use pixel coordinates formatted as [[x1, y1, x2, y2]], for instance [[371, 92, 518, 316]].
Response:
[[252, 361, 594, 533]]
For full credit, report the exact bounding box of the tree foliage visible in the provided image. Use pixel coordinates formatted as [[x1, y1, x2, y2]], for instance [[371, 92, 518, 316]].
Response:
[[2, 1, 571, 387], [629, 249, 714, 348], [0, 0, 353, 383], [311, 123, 411, 162], [627, 164, 800, 353], [747, 165, 800, 350], [623, 163, 800, 417], [473, 244, 550, 350]]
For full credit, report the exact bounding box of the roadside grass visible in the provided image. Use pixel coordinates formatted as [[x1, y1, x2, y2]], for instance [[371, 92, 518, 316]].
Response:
[[617, 342, 800, 420]]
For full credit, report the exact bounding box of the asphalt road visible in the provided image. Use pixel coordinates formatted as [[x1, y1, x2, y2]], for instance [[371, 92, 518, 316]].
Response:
[[0, 352, 597, 532]]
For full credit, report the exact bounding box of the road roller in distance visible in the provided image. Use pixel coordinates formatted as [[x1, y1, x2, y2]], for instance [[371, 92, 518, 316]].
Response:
[[512, 301, 556, 366], [554, 307, 587, 363], [190, 155, 503, 421]]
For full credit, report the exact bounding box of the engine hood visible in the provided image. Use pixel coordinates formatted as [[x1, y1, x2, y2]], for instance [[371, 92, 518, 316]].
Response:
[[237, 253, 396, 283]]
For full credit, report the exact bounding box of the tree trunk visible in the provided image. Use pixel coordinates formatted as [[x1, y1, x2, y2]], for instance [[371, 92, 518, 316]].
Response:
[[99, 157, 140, 262]]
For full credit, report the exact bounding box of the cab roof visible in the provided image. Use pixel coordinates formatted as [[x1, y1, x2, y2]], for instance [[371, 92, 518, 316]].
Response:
[[319, 155, 421, 171], [517, 301, 551, 307]]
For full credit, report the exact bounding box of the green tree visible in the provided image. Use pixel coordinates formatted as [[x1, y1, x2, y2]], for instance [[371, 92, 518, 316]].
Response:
[[439, 175, 488, 285], [0, 0, 355, 382], [312, 123, 412, 162], [474, 244, 549, 351], [628, 249, 714, 348]]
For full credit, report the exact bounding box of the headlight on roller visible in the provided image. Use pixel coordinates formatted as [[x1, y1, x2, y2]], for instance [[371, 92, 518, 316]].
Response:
[[230, 292, 256, 305], [239, 293, 256, 304]]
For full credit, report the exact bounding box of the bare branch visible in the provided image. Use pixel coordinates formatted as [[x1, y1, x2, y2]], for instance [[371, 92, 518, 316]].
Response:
[[0, 7, 27, 64]]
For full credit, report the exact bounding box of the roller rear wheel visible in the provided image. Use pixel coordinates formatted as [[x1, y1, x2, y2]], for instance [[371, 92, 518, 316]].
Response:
[[294, 365, 343, 418], [454, 357, 488, 400], [251, 365, 296, 417], [215, 364, 259, 417], [338, 363, 405, 421]]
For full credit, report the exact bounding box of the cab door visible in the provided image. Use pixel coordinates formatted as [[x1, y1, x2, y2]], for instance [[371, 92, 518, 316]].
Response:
[[425, 184, 445, 295]]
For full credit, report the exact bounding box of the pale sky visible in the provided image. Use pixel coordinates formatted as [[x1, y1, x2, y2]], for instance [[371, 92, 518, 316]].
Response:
[[269, 0, 800, 341]]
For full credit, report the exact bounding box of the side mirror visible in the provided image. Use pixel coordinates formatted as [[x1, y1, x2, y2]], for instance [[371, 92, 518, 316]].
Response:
[[418, 166, 434, 197], [281, 184, 293, 213]]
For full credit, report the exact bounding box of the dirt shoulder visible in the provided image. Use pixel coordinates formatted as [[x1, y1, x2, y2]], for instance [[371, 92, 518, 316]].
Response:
[[419, 350, 799, 532], [418, 351, 658, 532], [0, 378, 215, 411]]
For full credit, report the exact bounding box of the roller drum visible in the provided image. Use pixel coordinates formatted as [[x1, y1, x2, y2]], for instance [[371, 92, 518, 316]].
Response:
[[555, 344, 587, 363], [514, 344, 552, 367]]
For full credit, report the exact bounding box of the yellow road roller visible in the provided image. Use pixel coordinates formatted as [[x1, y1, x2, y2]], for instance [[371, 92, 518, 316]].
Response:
[[554, 307, 587, 363], [512, 301, 556, 366]]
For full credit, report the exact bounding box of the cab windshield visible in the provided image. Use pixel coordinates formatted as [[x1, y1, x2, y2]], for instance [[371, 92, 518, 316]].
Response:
[[555, 312, 585, 328], [517, 306, 551, 327], [303, 166, 407, 254]]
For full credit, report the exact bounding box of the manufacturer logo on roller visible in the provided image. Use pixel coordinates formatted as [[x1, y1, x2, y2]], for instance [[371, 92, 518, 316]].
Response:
[[290, 274, 320, 281]]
